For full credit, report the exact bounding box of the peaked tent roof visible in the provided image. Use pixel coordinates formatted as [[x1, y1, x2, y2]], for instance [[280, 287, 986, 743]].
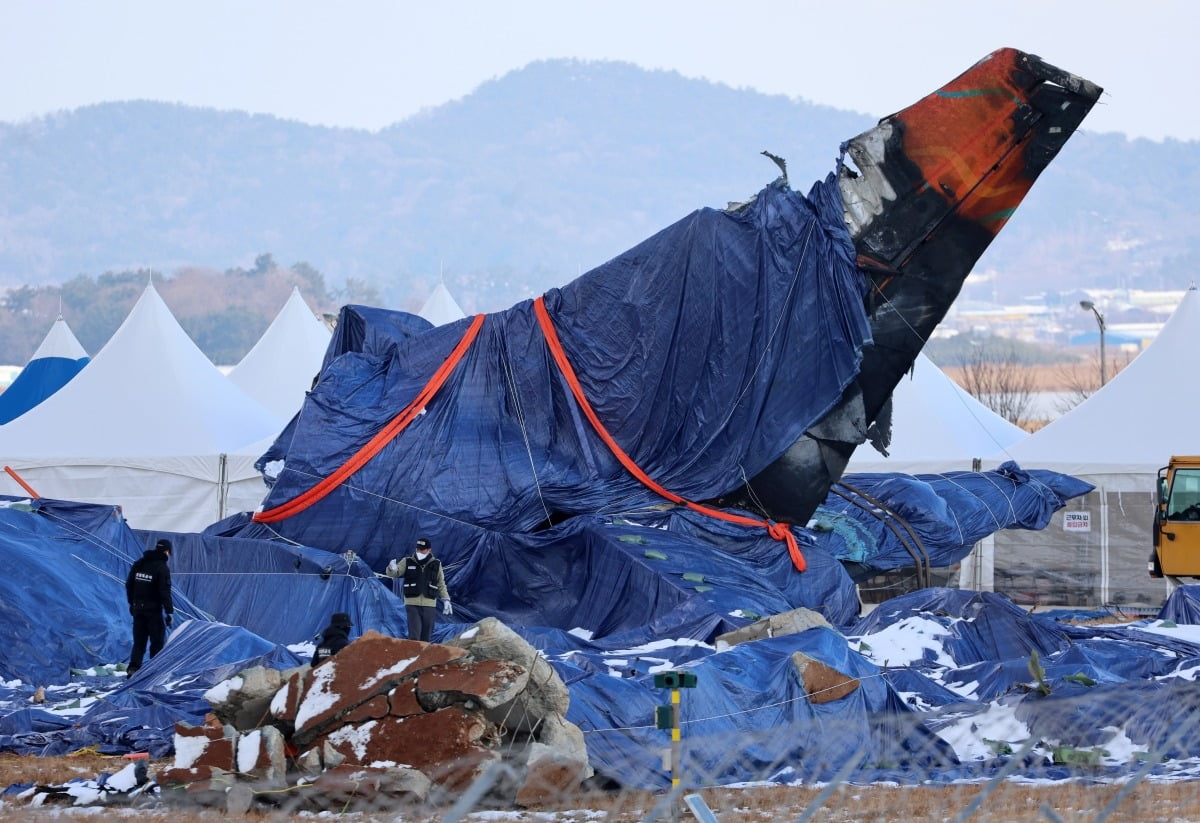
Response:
[[0, 284, 284, 457], [999, 285, 1200, 481], [228, 287, 331, 419], [417, 282, 466, 326], [0, 316, 89, 424], [847, 353, 1027, 474]]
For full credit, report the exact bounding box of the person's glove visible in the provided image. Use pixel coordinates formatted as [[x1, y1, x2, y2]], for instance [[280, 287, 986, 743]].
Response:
[[165, 613, 173, 628], [385, 558, 402, 578], [441, 600, 453, 617]]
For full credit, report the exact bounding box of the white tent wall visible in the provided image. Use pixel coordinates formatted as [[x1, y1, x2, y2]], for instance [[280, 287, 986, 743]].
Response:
[[986, 484, 1173, 610], [2, 455, 266, 533]]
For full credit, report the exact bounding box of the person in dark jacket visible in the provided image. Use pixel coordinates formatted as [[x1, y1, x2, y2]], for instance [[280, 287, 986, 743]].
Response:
[[311, 613, 354, 666], [385, 536, 451, 642], [125, 538, 174, 675]]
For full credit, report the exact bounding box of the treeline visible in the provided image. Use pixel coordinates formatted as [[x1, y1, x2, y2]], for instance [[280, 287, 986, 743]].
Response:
[[0, 255, 380, 366]]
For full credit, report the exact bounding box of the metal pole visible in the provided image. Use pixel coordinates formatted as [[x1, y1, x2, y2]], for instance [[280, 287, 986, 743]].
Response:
[[1098, 312, 1107, 386], [670, 688, 681, 822]]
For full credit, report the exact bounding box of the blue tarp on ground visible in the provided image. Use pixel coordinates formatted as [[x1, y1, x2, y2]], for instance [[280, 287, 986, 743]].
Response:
[[1158, 584, 1200, 623], [813, 464, 1094, 576], [249, 177, 871, 568], [0, 495, 404, 685], [134, 529, 407, 646], [0, 621, 301, 757]]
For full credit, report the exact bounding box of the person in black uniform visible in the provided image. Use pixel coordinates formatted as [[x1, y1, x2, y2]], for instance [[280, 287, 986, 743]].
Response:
[[311, 612, 354, 666], [385, 537, 452, 642], [125, 538, 175, 675]]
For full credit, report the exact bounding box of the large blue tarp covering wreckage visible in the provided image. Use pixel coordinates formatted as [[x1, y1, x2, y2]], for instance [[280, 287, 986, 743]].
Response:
[[248, 178, 873, 567], [0, 177, 1109, 781]]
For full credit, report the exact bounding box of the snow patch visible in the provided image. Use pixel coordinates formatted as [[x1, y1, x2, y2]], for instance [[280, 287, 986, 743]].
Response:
[[173, 733, 209, 770], [326, 719, 378, 762], [203, 674, 244, 705], [237, 729, 261, 773], [295, 662, 339, 730], [365, 656, 418, 688]]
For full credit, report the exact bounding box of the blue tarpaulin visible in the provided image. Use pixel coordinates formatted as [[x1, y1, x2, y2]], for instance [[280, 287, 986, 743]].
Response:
[[814, 464, 1094, 576], [250, 178, 871, 568]]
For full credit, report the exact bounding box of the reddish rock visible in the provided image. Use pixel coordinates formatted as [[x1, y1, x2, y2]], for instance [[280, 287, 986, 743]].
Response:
[[292, 631, 469, 744], [319, 705, 496, 775], [417, 658, 529, 710], [515, 753, 591, 808], [269, 669, 307, 727], [171, 714, 236, 773], [235, 726, 286, 786], [341, 694, 391, 725], [388, 681, 425, 717], [157, 765, 228, 787], [791, 651, 860, 703]]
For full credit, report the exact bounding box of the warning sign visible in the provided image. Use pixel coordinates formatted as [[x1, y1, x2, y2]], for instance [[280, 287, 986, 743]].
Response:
[[1063, 511, 1091, 533]]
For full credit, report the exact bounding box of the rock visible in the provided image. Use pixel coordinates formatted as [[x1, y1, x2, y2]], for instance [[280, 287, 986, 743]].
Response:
[[417, 658, 529, 710], [790, 651, 860, 703], [515, 740, 593, 808], [450, 618, 570, 733], [320, 706, 496, 775], [171, 714, 237, 773], [269, 668, 308, 730], [291, 631, 469, 745], [714, 607, 832, 650], [235, 726, 286, 786], [388, 681, 425, 717]]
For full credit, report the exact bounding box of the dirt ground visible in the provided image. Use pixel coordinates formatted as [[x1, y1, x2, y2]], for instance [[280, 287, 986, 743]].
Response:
[[2, 752, 1199, 822]]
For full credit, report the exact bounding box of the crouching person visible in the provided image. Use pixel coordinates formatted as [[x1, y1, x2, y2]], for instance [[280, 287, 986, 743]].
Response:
[[312, 612, 354, 666]]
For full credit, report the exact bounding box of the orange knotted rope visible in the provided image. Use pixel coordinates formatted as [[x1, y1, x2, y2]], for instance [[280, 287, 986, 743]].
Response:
[[532, 297, 806, 571], [253, 313, 487, 523]]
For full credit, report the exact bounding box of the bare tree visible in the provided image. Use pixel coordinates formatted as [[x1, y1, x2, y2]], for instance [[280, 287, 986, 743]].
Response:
[[1053, 351, 1135, 415], [956, 341, 1038, 428]]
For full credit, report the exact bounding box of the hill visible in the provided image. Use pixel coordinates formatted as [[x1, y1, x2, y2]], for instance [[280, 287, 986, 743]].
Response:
[[1, 57, 1198, 329]]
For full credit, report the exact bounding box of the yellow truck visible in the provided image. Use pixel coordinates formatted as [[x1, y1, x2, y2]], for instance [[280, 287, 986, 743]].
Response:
[[1150, 455, 1200, 579]]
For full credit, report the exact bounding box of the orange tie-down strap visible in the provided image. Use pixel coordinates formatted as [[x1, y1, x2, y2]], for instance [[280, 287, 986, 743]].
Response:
[[532, 297, 806, 572], [253, 313, 487, 524]]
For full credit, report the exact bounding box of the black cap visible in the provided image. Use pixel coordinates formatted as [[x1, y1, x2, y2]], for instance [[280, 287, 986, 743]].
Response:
[[415, 537, 431, 550], [156, 538, 173, 553], [331, 612, 352, 628]]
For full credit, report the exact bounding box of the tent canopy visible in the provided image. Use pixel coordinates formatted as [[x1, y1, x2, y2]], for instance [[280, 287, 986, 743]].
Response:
[[228, 287, 331, 419], [847, 353, 1027, 474], [418, 282, 467, 327], [998, 285, 1200, 481], [0, 316, 89, 425]]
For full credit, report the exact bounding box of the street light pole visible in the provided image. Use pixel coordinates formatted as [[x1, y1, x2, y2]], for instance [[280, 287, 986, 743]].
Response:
[[1079, 300, 1107, 386]]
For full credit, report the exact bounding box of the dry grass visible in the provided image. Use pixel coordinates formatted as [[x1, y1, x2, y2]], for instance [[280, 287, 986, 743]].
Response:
[[2, 754, 1199, 822]]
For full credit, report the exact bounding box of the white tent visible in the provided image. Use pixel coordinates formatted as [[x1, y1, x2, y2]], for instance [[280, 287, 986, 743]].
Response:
[[999, 285, 1200, 486], [846, 353, 1028, 474], [0, 284, 286, 532], [228, 287, 331, 419], [0, 316, 89, 424], [418, 282, 466, 326], [977, 286, 1200, 609]]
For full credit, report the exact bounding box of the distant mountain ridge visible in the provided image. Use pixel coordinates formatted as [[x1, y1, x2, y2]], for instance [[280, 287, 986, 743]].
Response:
[[1, 58, 1198, 312]]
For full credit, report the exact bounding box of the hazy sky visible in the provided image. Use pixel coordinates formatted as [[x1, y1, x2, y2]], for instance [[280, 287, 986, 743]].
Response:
[[3, 0, 1197, 141]]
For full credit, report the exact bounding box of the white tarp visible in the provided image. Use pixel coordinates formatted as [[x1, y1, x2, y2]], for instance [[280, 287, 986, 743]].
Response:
[[228, 287, 331, 419], [0, 284, 285, 532], [847, 353, 1027, 474]]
